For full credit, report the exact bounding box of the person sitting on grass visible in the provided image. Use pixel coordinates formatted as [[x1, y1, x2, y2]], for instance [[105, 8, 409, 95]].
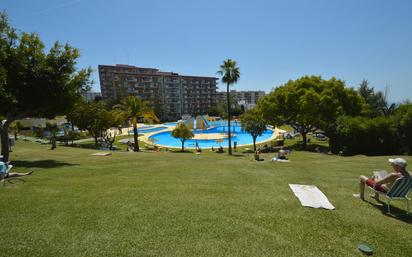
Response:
[[0, 160, 33, 181], [277, 147, 288, 160], [358, 158, 411, 201], [126, 141, 134, 152]]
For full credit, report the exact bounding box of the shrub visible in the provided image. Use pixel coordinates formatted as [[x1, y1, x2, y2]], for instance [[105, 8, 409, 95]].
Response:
[[393, 103, 412, 154], [330, 116, 400, 156]]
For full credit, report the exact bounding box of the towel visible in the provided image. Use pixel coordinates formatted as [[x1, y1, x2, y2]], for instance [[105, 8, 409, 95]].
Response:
[[289, 184, 335, 210], [271, 157, 290, 162], [92, 152, 112, 156]]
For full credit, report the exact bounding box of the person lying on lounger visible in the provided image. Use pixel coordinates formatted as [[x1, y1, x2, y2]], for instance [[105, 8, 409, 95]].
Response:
[[0, 160, 33, 181], [358, 158, 411, 201]]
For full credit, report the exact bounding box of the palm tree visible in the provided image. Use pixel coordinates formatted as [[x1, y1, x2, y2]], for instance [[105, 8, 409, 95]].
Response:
[[112, 96, 159, 152], [45, 122, 59, 150], [217, 59, 240, 155]]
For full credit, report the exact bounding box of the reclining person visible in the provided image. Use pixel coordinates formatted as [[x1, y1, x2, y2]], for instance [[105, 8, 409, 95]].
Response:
[[0, 160, 33, 181], [358, 158, 411, 201]]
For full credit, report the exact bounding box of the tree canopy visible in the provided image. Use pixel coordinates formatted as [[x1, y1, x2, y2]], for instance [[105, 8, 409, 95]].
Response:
[[0, 11, 92, 161], [240, 108, 267, 152], [358, 80, 396, 117], [171, 123, 194, 152], [258, 76, 365, 149], [67, 101, 115, 146], [217, 59, 240, 155], [208, 93, 243, 118], [112, 96, 159, 152]]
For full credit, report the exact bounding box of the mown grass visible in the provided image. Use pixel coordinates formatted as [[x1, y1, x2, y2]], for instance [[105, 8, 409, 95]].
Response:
[[1, 141, 411, 257]]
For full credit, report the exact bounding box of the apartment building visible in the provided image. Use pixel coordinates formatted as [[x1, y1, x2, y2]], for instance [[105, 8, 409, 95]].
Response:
[[82, 91, 102, 102], [217, 90, 266, 109], [98, 64, 218, 120]]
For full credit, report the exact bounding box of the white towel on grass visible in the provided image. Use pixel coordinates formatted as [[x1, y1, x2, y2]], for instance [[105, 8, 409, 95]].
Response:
[[271, 157, 290, 162], [289, 184, 335, 210]]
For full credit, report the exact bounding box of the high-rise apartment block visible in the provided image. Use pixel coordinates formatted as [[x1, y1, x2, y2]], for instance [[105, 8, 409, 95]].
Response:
[[217, 90, 266, 109], [98, 64, 218, 120], [82, 91, 102, 102]]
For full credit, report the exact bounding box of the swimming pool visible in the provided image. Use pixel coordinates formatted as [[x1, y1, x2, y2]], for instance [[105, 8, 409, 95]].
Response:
[[163, 122, 179, 127], [149, 123, 273, 148]]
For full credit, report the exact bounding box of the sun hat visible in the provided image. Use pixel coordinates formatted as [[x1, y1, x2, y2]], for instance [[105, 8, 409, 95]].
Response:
[[388, 158, 407, 168]]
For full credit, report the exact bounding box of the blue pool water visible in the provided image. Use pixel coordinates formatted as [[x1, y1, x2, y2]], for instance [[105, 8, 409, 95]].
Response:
[[163, 122, 179, 127], [149, 124, 273, 148], [163, 120, 241, 128]]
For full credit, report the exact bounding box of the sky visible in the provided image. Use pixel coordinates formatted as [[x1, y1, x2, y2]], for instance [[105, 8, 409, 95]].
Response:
[[2, 0, 412, 102]]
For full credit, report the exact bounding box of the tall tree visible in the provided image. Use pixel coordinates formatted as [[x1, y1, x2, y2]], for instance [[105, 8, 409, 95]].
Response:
[[214, 92, 242, 118], [153, 93, 167, 122], [217, 59, 240, 155], [45, 122, 59, 150], [171, 123, 194, 152], [112, 96, 159, 152], [358, 80, 395, 117], [240, 108, 267, 152], [0, 11, 91, 161], [259, 76, 365, 150], [68, 101, 115, 146]]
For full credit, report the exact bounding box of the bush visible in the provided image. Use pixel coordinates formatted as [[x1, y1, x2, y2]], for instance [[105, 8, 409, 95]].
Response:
[[330, 116, 400, 156], [393, 103, 412, 154]]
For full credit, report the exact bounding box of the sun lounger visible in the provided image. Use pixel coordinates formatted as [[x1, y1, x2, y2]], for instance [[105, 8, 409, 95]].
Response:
[[368, 177, 412, 214]]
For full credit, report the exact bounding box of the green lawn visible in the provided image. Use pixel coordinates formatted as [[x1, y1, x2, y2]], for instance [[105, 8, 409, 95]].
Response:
[[1, 141, 411, 257]]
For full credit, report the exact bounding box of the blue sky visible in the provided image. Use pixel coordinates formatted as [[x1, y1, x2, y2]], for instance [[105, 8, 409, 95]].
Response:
[[3, 0, 412, 102]]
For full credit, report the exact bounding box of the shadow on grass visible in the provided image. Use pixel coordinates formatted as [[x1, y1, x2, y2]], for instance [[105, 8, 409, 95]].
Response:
[[62, 144, 98, 150], [168, 150, 193, 154], [229, 153, 247, 157], [287, 142, 330, 153], [368, 199, 412, 224], [5, 178, 26, 186], [11, 160, 78, 169]]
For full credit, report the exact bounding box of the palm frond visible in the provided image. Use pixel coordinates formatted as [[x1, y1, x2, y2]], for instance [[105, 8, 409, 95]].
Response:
[[218, 59, 240, 85]]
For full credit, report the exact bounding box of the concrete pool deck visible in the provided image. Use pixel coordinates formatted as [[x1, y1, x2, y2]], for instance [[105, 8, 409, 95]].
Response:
[[141, 127, 286, 149], [107, 123, 286, 149]]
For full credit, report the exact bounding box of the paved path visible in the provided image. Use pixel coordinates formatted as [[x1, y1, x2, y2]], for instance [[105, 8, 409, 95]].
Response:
[[12, 135, 95, 144]]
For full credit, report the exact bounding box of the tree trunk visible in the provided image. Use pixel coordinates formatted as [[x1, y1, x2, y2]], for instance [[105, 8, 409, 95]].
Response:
[[51, 136, 57, 150], [226, 83, 232, 155], [64, 130, 68, 146], [253, 137, 257, 152], [71, 123, 75, 145], [181, 140, 185, 152], [133, 122, 139, 152], [0, 118, 13, 162], [94, 135, 99, 146], [302, 131, 307, 150]]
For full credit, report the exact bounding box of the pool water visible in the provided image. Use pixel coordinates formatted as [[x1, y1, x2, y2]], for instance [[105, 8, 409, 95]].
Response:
[[163, 122, 179, 127], [149, 124, 273, 148]]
